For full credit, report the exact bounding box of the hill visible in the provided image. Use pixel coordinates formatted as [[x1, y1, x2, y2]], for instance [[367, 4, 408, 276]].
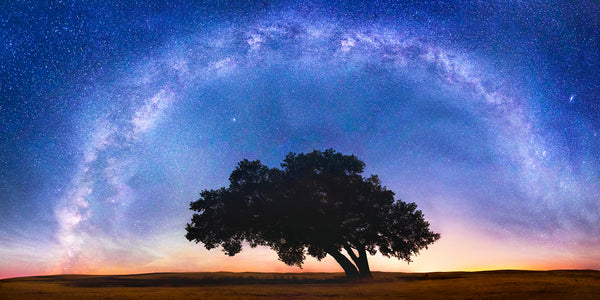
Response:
[[1, 270, 599, 299]]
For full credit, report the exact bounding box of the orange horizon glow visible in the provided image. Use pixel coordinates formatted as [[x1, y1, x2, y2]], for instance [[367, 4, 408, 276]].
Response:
[[2, 220, 597, 280]]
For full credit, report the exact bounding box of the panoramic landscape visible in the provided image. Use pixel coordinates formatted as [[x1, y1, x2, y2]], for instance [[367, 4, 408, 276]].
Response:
[[1, 0, 599, 298]]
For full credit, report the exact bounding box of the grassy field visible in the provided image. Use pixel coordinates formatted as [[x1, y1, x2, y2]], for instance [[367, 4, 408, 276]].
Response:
[[1, 270, 599, 299]]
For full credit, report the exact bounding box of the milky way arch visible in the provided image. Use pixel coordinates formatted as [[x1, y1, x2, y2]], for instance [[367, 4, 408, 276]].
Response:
[[54, 15, 599, 271]]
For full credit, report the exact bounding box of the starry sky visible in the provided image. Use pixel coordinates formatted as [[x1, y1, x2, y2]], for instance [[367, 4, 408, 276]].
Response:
[[1, 1, 599, 279]]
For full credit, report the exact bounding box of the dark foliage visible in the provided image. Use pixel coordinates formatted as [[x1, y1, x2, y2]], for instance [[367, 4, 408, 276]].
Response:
[[186, 149, 440, 278]]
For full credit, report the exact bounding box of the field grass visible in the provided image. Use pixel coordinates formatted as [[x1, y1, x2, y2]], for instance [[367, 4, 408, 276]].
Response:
[[1, 270, 599, 299]]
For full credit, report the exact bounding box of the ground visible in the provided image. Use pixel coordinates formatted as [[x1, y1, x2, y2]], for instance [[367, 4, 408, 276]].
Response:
[[1, 270, 599, 299]]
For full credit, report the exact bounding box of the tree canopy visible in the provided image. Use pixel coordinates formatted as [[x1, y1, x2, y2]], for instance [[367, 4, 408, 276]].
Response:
[[186, 149, 440, 278]]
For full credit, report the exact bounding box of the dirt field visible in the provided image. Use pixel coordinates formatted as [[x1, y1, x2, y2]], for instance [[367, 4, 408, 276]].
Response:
[[1, 270, 599, 299]]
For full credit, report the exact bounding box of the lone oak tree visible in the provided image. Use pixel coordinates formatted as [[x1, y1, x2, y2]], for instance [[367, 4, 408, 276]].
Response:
[[186, 149, 440, 278]]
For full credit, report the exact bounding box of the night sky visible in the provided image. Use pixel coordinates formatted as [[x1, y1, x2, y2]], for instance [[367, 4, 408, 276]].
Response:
[[1, 1, 599, 279]]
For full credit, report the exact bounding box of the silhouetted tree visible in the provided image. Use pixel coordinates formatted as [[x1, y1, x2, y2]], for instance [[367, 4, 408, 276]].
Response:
[[186, 149, 440, 278]]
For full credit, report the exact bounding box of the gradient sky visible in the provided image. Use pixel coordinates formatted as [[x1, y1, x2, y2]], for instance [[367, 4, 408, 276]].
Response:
[[1, 1, 599, 279]]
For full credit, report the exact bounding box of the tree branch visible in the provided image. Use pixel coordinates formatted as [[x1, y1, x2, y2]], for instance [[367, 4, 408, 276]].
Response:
[[343, 244, 359, 265]]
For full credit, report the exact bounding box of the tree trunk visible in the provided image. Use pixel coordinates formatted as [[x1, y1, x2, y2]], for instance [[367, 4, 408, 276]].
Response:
[[356, 248, 372, 278], [343, 244, 372, 278], [326, 249, 360, 278]]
